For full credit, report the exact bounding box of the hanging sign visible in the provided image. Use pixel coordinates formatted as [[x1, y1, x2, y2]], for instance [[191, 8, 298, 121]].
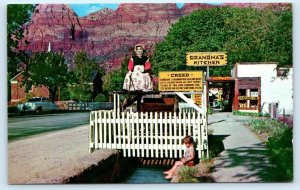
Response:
[[238, 96, 258, 100], [186, 52, 227, 66], [158, 71, 203, 92]]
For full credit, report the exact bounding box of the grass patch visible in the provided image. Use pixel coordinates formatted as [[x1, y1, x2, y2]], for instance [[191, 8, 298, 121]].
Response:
[[178, 161, 214, 183], [178, 166, 200, 183], [233, 110, 270, 117], [247, 117, 282, 136], [8, 109, 90, 117]]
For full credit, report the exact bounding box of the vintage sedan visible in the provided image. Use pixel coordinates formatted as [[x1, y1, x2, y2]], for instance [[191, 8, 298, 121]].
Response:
[[17, 97, 59, 113]]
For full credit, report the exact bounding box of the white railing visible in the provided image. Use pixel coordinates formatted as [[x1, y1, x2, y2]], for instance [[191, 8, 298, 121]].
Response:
[[89, 110, 208, 159], [68, 102, 91, 110], [68, 102, 114, 111]]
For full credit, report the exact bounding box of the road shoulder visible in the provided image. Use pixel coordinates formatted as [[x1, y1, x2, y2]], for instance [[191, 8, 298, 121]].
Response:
[[8, 125, 117, 184]]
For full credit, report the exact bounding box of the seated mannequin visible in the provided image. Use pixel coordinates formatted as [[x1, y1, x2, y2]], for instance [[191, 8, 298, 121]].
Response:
[[123, 44, 153, 92]]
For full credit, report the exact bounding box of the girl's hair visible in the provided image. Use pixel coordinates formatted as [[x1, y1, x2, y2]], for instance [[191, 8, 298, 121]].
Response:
[[134, 43, 145, 50], [133, 44, 148, 57], [182, 135, 194, 144]]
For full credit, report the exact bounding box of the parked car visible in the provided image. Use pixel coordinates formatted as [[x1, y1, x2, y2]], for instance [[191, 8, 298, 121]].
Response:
[[17, 97, 59, 113]]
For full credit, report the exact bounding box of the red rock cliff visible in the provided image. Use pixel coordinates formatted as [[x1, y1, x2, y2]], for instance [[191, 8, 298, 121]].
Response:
[[17, 3, 290, 71], [19, 3, 185, 70]]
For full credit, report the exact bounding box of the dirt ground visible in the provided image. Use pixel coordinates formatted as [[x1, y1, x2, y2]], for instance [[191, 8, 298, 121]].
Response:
[[8, 125, 117, 184]]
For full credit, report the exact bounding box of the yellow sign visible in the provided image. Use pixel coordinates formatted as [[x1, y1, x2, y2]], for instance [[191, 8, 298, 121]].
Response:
[[159, 71, 203, 92], [193, 94, 202, 106], [186, 52, 227, 66], [238, 96, 258, 100]]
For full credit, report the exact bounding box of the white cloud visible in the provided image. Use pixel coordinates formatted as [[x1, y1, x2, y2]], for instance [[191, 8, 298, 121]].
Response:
[[87, 5, 102, 14]]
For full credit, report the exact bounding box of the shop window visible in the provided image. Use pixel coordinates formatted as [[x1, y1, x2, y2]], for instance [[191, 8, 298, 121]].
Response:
[[239, 89, 246, 96], [277, 67, 289, 77], [250, 89, 258, 97], [239, 100, 247, 109], [250, 100, 258, 108]]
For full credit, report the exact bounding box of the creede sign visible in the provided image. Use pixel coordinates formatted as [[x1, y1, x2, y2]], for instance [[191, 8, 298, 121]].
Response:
[[186, 52, 227, 66], [158, 71, 203, 92]]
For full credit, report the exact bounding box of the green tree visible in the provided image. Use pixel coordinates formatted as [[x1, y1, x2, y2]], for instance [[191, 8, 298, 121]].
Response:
[[265, 10, 292, 67], [7, 4, 36, 101], [69, 52, 104, 102], [152, 6, 292, 76], [22, 52, 69, 103], [103, 57, 129, 92]]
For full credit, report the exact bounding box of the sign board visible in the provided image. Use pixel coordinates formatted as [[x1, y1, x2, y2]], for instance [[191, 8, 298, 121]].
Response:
[[193, 94, 202, 106], [186, 52, 227, 66], [238, 96, 258, 100], [159, 71, 203, 92]]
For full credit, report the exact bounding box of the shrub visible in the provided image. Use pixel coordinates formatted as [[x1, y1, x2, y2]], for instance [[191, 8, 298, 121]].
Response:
[[207, 106, 212, 115], [247, 117, 293, 181], [267, 127, 293, 181], [94, 93, 109, 102]]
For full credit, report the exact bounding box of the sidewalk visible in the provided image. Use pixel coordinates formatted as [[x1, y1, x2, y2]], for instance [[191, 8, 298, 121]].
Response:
[[208, 112, 271, 182]]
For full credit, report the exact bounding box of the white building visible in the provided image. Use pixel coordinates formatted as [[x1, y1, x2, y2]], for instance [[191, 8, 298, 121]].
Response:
[[232, 62, 293, 115]]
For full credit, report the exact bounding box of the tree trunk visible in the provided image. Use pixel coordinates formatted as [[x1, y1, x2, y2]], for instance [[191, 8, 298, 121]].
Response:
[[48, 86, 57, 103]]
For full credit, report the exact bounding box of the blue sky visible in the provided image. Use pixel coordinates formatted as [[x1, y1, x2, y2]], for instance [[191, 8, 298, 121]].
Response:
[[70, 3, 184, 17], [70, 4, 119, 17]]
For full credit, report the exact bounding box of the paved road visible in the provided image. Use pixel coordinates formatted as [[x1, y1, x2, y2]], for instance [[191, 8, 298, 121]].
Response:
[[208, 112, 271, 182], [8, 112, 90, 141]]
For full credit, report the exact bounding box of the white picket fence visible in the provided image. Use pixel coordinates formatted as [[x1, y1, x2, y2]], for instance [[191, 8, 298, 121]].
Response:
[[89, 110, 208, 159]]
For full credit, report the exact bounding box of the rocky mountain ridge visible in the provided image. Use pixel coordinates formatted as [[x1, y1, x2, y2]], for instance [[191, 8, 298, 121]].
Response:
[[17, 3, 289, 71]]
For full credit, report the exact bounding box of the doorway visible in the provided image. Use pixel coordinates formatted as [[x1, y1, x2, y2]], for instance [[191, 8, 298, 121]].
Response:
[[207, 77, 235, 112]]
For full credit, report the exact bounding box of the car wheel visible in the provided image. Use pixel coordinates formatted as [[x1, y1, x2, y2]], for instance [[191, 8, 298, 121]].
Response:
[[36, 107, 43, 113]]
